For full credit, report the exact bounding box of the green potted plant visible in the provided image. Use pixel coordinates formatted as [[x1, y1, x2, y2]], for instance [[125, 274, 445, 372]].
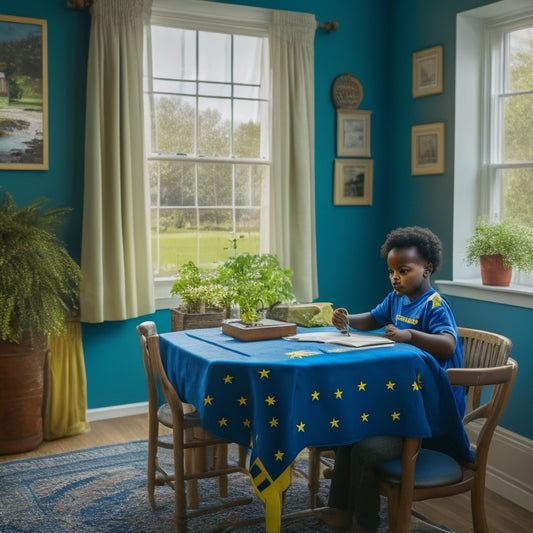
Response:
[[216, 252, 295, 323], [170, 261, 227, 330], [0, 191, 81, 454], [464, 217, 533, 286]]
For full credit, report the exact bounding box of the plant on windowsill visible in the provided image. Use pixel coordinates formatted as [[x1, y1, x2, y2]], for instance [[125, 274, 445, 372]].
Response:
[[169, 261, 228, 331], [0, 190, 81, 454], [464, 217, 533, 286]]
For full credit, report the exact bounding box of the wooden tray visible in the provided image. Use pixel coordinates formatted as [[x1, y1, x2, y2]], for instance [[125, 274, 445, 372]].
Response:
[[222, 319, 296, 341]]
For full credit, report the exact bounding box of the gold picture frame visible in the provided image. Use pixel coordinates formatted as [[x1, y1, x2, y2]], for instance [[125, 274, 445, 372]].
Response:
[[0, 14, 48, 170], [411, 122, 444, 175], [333, 159, 373, 206], [336, 109, 371, 157], [412, 45, 443, 98]]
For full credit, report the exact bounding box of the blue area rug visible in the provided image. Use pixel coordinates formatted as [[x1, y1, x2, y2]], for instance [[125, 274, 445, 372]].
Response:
[[0, 441, 452, 532]]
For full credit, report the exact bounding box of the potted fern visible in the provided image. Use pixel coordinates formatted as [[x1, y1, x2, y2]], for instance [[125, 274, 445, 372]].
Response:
[[0, 191, 81, 454], [464, 217, 533, 286]]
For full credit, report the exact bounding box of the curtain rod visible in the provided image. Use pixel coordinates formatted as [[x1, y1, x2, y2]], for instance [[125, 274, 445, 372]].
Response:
[[316, 20, 339, 32], [68, 0, 340, 32]]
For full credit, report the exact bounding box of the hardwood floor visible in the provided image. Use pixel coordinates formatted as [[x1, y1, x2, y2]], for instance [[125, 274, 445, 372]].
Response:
[[1, 414, 532, 532]]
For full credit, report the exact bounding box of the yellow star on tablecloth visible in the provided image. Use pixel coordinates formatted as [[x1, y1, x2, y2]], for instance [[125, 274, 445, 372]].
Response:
[[286, 350, 320, 358], [311, 390, 320, 401], [412, 381, 420, 391], [204, 395, 213, 406], [358, 381, 367, 391], [334, 388, 343, 399], [296, 421, 305, 432], [258, 368, 270, 378], [269, 417, 279, 427], [391, 411, 400, 421], [330, 418, 340, 428], [265, 395, 275, 406], [243, 418, 251, 427], [386, 380, 396, 390], [237, 396, 247, 405], [223, 374, 233, 384], [361, 412, 369, 422], [218, 417, 228, 426], [275, 450, 285, 461]]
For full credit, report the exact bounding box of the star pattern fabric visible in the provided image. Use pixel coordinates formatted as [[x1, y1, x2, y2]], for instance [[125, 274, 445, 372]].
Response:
[[159, 327, 473, 533]]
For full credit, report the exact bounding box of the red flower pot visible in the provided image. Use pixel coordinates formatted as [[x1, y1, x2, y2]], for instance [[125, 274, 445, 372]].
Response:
[[480, 254, 512, 286]]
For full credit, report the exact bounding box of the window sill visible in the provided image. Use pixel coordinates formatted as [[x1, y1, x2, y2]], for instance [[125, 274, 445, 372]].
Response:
[[435, 279, 533, 309], [154, 277, 180, 311]]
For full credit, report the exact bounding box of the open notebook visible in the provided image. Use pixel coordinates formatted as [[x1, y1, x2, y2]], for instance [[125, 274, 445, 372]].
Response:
[[284, 330, 395, 349]]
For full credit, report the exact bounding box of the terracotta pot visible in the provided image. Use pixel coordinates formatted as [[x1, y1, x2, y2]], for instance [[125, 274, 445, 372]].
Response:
[[480, 254, 512, 287], [0, 333, 48, 454]]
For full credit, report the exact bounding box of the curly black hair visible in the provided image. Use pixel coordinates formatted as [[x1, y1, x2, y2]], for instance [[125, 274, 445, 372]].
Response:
[[380, 226, 443, 273]]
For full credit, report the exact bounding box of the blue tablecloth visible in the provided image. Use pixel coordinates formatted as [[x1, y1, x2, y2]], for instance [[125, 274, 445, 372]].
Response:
[[159, 327, 473, 532]]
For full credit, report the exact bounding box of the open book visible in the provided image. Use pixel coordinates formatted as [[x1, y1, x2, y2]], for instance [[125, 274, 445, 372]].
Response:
[[284, 330, 394, 348]]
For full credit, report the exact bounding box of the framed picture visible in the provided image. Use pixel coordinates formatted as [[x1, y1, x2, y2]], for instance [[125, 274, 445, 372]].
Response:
[[0, 15, 48, 170], [412, 45, 443, 98], [333, 159, 373, 206], [336, 109, 371, 157], [411, 122, 445, 175]]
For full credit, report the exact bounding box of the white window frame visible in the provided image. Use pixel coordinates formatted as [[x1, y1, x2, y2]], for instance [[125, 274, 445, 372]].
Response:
[[438, 0, 533, 309], [149, 0, 273, 309]]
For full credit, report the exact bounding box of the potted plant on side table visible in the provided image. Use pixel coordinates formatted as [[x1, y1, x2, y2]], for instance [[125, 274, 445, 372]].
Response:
[[0, 191, 81, 454], [464, 217, 533, 286]]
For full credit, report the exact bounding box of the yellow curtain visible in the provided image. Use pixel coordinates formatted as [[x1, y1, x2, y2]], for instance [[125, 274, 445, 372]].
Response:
[[43, 319, 88, 440]]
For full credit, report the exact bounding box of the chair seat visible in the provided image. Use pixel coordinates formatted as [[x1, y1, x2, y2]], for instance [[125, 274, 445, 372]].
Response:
[[157, 403, 201, 430], [377, 448, 463, 488]]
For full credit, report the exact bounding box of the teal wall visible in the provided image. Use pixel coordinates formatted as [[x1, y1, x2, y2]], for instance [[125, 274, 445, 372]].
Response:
[[1, 0, 531, 440]]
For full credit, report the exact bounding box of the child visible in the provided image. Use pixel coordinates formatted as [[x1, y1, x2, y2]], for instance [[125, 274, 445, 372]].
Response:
[[322, 226, 465, 533]]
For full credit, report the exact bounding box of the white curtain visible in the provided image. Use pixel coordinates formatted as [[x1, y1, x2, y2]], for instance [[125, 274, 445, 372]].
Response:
[[270, 11, 318, 303], [80, 0, 154, 323]]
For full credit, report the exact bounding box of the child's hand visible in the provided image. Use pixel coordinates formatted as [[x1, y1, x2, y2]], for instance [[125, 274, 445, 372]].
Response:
[[384, 324, 412, 343], [332, 308, 349, 330]]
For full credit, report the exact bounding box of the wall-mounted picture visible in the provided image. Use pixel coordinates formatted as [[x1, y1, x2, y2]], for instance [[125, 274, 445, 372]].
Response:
[[0, 14, 48, 170], [333, 159, 373, 206], [412, 45, 443, 98], [411, 122, 444, 175], [336, 109, 371, 157]]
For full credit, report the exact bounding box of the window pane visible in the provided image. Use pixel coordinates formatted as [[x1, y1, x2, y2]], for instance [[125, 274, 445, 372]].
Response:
[[152, 95, 195, 154], [198, 97, 230, 156], [503, 93, 533, 161], [235, 164, 265, 206], [197, 164, 232, 206], [234, 101, 261, 158], [152, 26, 196, 80], [509, 27, 533, 92], [153, 79, 196, 95], [157, 161, 196, 206], [234, 35, 263, 85], [502, 167, 533, 227], [198, 31, 230, 82], [199, 82, 231, 97], [236, 208, 260, 236]]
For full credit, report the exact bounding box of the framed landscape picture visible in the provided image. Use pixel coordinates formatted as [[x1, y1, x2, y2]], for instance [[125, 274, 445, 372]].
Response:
[[412, 45, 443, 98], [333, 159, 373, 206], [411, 122, 444, 175], [336, 109, 371, 157], [0, 14, 48, 170]]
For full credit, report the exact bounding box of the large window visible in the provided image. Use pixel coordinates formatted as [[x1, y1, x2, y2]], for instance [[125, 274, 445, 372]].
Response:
[[144, 19, 270, 279], [486, 18, 533, 228]]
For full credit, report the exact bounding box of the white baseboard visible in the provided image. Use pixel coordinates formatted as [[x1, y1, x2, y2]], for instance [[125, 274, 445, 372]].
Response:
[[86, 404, 532, 512], [86, 402, 148, 422], [466, 422, 533, 513]]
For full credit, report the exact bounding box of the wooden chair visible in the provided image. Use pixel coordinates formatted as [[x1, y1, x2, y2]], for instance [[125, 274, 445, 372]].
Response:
[[377, 327, 517, 533], [137, 321, 252, 533]]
